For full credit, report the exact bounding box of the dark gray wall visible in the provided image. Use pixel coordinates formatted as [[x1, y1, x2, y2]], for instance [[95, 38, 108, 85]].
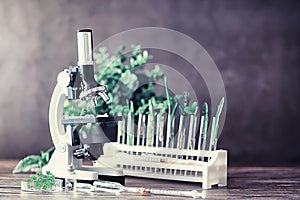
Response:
[[0, 0, 299, 165]]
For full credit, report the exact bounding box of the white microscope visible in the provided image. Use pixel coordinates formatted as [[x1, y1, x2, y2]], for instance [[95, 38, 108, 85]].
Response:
[[42, 29, 123, 184]]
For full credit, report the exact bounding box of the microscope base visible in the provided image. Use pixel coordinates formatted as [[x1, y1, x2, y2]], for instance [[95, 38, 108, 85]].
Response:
[[42, 144, 124, 182]]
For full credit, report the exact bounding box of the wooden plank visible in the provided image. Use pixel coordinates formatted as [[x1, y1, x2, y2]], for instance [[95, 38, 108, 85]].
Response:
[[0, 160, 299, 199]]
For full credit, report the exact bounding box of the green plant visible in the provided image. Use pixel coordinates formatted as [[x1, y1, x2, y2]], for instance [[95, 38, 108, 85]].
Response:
[[13, 147, 55, 173], [27, 171, 56, 191], [64, 45, 165, 117]]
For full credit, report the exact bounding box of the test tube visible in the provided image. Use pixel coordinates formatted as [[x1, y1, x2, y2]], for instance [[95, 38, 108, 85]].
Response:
[[117, 115, 123, 144], [141, 115, 146, 146], [122, 116, 126, 145], [127, 112, 134, 146], [136, 113, 142, 146], [146, 114, 154, 146], [170, 117, 176, 148], [209, 117, 216, 151], [156, 113, 164, 147], [165, 113, 172, 148], [187, 115, 198, 150], [177, 115, 187, 149], [196, 115, 204, 161]]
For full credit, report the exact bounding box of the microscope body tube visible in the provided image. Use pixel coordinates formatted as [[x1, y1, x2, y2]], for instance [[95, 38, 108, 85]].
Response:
[[77, 29, 99, 91]]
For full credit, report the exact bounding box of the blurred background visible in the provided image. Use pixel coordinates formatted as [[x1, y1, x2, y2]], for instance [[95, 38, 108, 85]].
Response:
[[0, 0, 299, 165]]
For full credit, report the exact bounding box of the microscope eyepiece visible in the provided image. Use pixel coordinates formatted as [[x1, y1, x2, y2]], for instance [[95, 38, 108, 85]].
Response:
[[77, 29, 94, 66]]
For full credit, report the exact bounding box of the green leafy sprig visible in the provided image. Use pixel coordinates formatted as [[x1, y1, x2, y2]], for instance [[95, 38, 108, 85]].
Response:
[[13, 147, 55, 174], [27, 171, 56, 191]]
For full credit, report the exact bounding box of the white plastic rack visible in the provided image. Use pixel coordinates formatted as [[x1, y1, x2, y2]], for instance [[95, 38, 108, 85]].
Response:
[[96, 113, 227, 190]]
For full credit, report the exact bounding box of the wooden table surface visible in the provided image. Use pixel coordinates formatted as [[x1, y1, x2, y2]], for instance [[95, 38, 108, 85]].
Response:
[[0, 160, 299, 199]]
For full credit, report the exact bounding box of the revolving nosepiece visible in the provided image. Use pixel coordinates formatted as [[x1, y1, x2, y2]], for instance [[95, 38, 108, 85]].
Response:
[[79, 85, 110, 102]]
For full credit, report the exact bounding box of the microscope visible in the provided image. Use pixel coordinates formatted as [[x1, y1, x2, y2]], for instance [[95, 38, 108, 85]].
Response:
[[42, 29, 123, 183]]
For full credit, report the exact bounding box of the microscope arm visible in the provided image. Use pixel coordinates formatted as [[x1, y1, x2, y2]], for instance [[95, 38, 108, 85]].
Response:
[[49, 84, 69, 147]]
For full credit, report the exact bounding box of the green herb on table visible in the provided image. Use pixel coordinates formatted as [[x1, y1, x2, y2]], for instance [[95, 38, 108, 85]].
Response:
[[27, 171, 56, 191], [13, 147, 55, 174]]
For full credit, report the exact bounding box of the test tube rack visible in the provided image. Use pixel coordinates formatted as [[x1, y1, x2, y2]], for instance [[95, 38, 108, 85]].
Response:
[[95, 113, 227, 190]]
